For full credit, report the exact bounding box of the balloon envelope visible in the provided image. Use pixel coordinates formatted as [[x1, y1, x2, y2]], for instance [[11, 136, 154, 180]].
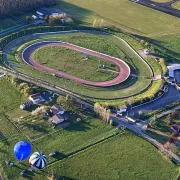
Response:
[[14, 141, 31, 161], [29, 152, 47, 170]]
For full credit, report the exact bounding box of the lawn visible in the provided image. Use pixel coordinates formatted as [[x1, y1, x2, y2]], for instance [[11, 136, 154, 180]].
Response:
[[0, 77, 27, 112], [145, 58, 162, 76], [172, 1, 180, 10], [33, 46, 118, 82], [54, 0, 180, 36], [40, 133, 178, 180], [0, 18, 21, 34], [6, 31, 153, 99]]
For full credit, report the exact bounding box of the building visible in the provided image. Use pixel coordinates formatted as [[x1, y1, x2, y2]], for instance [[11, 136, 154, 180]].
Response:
[[116, 105, 127, 116], [168, 64, 180, 90], [51, 114, 65, 124], [50, 104, 66, 124], [36, 8, 65, 19], [50, 105, 65, 115], [119, 105, 127, 113], [20, 100, 34, 110], [29, 93, 44, 104]]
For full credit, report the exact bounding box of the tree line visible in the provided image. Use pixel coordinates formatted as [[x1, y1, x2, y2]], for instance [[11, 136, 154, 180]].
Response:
[[0, 0, 56, 17]]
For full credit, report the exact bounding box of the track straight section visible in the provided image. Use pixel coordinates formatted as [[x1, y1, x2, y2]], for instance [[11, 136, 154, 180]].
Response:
[[22, 41, 130, 87]]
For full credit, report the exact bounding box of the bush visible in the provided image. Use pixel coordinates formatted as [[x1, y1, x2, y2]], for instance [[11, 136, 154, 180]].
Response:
[[110, 119, 118, 126]]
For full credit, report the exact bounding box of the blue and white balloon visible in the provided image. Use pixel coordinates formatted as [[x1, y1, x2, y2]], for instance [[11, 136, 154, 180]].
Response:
[[29, 152, 47, 170], [14, 141, 31, 161]]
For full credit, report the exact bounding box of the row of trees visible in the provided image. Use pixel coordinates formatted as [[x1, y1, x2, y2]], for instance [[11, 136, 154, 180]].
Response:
[[94, 102, 111, 124], [0, 0, 56, 17]]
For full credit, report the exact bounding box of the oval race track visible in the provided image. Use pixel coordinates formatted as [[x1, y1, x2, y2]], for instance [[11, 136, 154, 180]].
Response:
[[22, 41, 130, 87]]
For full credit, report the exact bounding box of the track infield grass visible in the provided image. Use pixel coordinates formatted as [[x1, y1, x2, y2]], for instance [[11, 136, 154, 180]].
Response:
[[33, 46, 119, 82]]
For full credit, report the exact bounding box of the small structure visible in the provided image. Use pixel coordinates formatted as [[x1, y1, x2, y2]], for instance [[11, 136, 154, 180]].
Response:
[[32, 15, 38, 20], [50, 104, 66, 124], [144, 49, 150, 55], [29, 93, 44, 104], [20, 100, 34, 110], [51, 114, 65, 124], [50, 105, 65, 115], [36, 8, 65, 19], [116, 105, 127, 116], [168, 64, 180, 90]]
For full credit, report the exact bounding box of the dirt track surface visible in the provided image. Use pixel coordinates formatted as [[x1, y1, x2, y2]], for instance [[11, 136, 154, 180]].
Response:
[[22, 41, 130, 87]]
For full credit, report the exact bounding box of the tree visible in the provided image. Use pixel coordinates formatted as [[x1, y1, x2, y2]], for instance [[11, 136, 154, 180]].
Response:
[[165, 114, 173, 125], [149, 115, 157, 128], [56, 96, 63, 105], [26, 16, 32, 24], [171, 111, 179, 119], [163, 142, 177, 154], [99, 19, 105, 28]]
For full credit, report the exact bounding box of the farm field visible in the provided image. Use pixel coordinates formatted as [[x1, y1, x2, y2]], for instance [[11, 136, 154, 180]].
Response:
[[37, 133, 178, 180], [33, 46, 118, 82], [5, 31, 153, 99], [0, 78, 27, 112], [152, 34, 180, 63], [54, 0, 180, 36]]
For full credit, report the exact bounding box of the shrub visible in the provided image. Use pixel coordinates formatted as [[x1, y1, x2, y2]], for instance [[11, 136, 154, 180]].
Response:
[[110, 119, 118, 126]]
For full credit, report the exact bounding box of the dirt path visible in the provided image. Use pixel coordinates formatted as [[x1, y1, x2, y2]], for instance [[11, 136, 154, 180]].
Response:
[[22, 41, 130, 87]]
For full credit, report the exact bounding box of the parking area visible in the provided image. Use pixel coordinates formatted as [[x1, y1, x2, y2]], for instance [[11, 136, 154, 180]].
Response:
[[174, 70, 180, 84]]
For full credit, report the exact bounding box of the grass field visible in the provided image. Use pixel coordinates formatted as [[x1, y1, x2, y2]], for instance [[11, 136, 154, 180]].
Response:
[[54, 0, 180, 36], [152, 34, 180, 63], [33, 46, 118, 82], [0, 18, 21, 33], [41, 133, 178, 180], [0, 78, 26, 112], [145, 58, 162, 75], [152, 0, 171, 2], [0, 77, 178, 179], [172, 1, 180, 10], [6, 31, 153, 99]]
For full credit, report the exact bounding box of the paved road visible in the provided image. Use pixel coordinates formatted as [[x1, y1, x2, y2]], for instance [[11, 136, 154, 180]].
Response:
[[130, 85, 180, 118], [22, 41, 130, 87]]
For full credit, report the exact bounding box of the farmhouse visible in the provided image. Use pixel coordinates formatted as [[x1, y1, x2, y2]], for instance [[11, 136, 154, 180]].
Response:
[[36, 8, 65, 19], [50, 105, 65, 115], [50, 104, 66, 124], [51, 114, 65, 124]]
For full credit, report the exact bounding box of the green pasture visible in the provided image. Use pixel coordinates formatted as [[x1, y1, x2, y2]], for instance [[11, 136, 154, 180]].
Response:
[[0, 18, 20, 33], [145, 58, 162, 75], [41, 133, 178, 180], [172, 1, 180, 10], [33, 46, 118, 82], [54, 0, 180, 36], [0, 78, 26, 112]]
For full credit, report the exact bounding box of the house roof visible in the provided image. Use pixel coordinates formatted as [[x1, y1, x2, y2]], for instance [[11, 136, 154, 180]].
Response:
[[52, 114, 64, 122], [50, 105, 65, 114], [30, 93, 41, 99], [119, 105, 127, 109]]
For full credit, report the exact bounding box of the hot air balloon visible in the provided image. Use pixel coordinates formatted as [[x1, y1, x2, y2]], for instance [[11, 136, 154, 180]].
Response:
[[14, 141, 31, 161], [29, 152, 47, 170]]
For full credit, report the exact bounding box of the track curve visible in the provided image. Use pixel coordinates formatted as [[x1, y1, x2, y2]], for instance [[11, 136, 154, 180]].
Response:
[[22, 41, 130, 87]]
